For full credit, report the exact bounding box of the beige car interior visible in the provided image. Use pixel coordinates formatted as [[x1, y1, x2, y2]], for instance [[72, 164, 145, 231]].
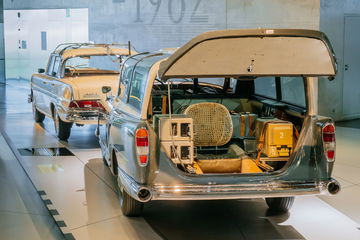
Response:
[[150, 81, 302, 175], [184, 102, 262, 174]]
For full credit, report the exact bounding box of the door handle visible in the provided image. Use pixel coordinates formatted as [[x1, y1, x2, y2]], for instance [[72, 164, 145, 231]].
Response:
[[345, 64, 349, 71], [42, 81, 47, 84]]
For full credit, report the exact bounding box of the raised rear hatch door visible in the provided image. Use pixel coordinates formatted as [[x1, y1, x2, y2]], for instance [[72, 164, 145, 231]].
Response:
[[158, 29, 337, 79]]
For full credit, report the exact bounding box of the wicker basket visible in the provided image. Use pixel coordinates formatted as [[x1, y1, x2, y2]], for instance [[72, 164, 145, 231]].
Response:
[[184, 102, 233, 146]]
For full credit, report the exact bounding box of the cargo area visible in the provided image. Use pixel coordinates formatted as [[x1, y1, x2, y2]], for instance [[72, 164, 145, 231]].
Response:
[[149, 77, 305, 175]]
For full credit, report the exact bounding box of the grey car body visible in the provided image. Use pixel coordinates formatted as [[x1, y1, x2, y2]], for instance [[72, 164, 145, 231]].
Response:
[[99, 29, 340, 216]]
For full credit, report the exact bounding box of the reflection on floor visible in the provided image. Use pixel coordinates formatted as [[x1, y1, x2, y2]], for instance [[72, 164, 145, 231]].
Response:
[[18, 147, 75, 157], [336, 119, 360, 129], [0, 83, 63, 240], [1, 80, 360, 239]]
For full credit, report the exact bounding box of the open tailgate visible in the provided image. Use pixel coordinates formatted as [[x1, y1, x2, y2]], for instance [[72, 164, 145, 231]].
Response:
[[158, 29, 337, 79]]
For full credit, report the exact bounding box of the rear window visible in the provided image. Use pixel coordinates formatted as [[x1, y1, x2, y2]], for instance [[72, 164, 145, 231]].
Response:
[[65, 55, 120, 72]]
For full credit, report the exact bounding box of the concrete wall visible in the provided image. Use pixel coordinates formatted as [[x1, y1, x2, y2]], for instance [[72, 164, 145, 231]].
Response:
[[89, 0, 320, 52], [319, 0, 360, 120], [0, 0, 5, 84], [5, 0, 320, 52], [4, 0, 89, 9]]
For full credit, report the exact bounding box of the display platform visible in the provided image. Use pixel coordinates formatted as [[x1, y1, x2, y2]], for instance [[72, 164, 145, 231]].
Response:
[[1, 83, 360, 240]]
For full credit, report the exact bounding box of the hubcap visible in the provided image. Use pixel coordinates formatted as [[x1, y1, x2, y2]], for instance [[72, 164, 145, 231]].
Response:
[[32, 102, 36, 117], [118, 179, 124, 207], [119, 187, 124, 207], [54, 112, 59, 134]]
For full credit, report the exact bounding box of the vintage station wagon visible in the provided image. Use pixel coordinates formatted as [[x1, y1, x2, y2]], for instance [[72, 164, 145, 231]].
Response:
[[29, 43, 136, 140], [99, 29, 340, 216]]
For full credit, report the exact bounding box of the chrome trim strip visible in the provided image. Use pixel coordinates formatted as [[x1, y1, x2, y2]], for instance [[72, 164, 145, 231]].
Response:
[[150, 180, 337, 200]]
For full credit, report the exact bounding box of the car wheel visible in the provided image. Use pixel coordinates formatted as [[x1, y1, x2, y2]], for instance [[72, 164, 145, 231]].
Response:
[[265, 197, 295, 212], [119, 189, 144, 217], [32, 100, 45, 123], [53, 109, 72, 141]]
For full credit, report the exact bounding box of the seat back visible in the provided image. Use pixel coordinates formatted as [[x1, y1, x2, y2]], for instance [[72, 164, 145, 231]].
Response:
[[184, 102, 233, 146]]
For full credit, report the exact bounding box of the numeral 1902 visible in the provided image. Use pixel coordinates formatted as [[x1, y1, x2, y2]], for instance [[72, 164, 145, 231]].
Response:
[[134, 0, 208, 24]]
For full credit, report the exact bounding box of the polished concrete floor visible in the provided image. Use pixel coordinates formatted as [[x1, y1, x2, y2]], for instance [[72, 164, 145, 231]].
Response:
[[1, 80, 360, 239]]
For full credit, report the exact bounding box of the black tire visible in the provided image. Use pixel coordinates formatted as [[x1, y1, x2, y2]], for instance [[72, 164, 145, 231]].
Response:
[[53, 109, 72, 141], [265, 197, 295, 212], [102, 150, 109, 166], [119, 189, 144, 217], [32, 100, 45, 123]]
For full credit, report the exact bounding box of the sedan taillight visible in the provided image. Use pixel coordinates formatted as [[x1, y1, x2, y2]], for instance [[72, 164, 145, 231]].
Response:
[[322, 123, 335, 162], [135, 128, 149, 166], [69, 100, 105, 110]]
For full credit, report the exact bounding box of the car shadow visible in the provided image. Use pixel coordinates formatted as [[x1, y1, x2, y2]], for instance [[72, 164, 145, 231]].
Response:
[[143, 199, 304, 240], [40, 119, 100, 149], [83, 157, 304, 240]]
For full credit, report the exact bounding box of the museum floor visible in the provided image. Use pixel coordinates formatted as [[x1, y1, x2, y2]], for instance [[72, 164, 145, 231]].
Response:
[[1, 80, 360, 240]]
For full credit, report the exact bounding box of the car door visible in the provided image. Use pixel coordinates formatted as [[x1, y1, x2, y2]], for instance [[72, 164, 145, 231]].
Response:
[[42, 55, 61, 116], [33, 55, 56, 114]]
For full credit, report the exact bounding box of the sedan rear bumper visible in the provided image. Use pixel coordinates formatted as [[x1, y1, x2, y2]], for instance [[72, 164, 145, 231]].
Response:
[[61, 109, 107, 124]]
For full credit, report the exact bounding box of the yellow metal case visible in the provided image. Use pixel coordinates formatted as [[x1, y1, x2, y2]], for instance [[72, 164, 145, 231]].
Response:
[[255, 118, 293, 158]]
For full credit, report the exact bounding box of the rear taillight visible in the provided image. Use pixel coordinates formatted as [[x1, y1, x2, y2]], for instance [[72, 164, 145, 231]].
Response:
[[136, 128, 149, 166], [322, 123, 336, 162], [69, 100, 105, 110]]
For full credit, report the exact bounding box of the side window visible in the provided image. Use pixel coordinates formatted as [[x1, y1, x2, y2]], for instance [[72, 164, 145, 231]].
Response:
[[46, 56, 55, 75], [128, 67, 148, 111], [120, 65, 133, 101], [280, 77, 306, 107], [254, 77, 276, 99], [52, 57, 61, 77]]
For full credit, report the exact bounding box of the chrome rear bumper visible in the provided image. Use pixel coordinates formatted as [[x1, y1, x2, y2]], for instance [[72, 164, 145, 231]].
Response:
[[150, 180, 340, 200], [118, 168, 340, 202], [63, 109, 107, 124]]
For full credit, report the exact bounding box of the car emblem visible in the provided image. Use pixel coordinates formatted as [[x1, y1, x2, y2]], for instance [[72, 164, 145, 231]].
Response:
[[83, 93, 99, 98]]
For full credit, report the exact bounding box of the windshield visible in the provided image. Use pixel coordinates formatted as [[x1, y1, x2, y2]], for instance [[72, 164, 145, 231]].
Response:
[[65, 55, 121, 72]]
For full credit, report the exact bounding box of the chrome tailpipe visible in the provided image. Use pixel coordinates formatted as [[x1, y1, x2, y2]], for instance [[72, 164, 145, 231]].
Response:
[[118, 168, 152, 202], [327, 180, 341, 195], [137, 187, 152, 202]]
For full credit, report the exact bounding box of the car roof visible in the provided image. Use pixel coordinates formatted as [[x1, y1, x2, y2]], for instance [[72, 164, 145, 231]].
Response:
[[123, 52, 170, 69], [53, 43, 138, 59]]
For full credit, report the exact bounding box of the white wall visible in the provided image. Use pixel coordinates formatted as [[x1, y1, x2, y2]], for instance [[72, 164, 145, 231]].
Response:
[[4, 9, 88, 80], [320, 0, 360, 120]]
